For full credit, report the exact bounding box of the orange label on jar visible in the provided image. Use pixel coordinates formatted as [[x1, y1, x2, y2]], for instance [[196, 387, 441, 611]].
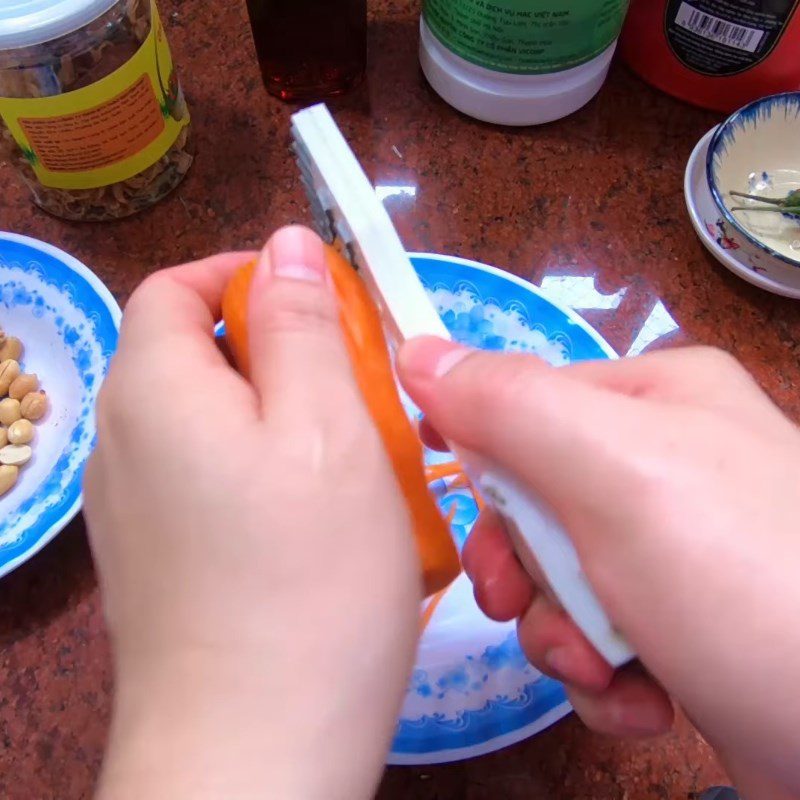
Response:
[[19, 75, 165, 174]]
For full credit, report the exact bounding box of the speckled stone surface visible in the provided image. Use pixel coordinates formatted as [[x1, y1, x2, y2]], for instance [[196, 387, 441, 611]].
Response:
[[1, 0, 797, 797]]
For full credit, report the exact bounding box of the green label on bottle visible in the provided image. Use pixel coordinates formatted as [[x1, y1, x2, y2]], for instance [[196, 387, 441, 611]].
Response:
[[423, 0, 630, 74]]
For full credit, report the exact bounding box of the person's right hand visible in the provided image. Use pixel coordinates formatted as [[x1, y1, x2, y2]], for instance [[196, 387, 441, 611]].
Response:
[[398, 339, 800, 797]]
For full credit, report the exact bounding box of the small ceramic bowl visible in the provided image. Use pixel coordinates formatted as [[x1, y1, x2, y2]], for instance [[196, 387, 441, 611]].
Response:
[[0, 232, 120, 579], [707, 92, 800, 270]]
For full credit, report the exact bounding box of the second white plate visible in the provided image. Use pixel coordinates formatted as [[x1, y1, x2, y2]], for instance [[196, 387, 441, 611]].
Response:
[[685, 128, 800, 300]]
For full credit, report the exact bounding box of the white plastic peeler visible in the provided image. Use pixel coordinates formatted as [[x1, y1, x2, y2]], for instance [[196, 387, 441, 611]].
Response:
[[290, 103, 634, 669]]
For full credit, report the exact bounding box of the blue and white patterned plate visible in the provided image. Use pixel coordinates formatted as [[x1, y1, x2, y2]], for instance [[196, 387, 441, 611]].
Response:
[[390, 253, 616, 765], [0, 233, 120, 579]]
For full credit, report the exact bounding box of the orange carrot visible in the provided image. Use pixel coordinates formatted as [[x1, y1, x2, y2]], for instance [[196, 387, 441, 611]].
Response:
[[221, 261, 256, 378], [222, 246, 461, 597]]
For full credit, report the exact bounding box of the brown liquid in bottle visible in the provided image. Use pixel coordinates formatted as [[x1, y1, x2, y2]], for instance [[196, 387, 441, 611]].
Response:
[[246, 0, 367, 102]]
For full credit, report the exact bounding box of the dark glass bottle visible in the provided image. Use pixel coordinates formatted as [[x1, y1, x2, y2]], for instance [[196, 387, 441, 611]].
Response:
[[246, 0, 367, 102]]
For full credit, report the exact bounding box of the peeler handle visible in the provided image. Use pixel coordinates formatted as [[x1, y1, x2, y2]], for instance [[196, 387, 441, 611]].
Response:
[[462, 453, 635, 669]]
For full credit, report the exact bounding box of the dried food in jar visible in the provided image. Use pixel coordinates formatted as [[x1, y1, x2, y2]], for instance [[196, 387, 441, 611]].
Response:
[[0, 0, 193, 221]]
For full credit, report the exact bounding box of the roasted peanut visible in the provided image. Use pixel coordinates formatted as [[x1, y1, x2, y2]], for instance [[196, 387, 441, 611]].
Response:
[[0, 337, 22, 362], [0, 359, 20, 395], [7, 419, 33, 446], [20, 391, 48, 421], [0, 444, 31, 467], [0, 398, 21, 426], [0, 465, 18, 496], [9, 373, 38, 401], [0, 333, 50, 497]]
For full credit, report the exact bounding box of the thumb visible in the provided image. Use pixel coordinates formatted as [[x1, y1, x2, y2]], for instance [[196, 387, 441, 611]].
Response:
[[397, 337, 656, 537], [247, 226, 360, 419]]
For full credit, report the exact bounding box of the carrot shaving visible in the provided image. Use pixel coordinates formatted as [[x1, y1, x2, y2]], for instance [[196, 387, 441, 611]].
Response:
[[425, 462, 464, 482], [420, 589, 447, 633], [416, 495, 459, 631], [416, 460, 488, 631], [426, 458, 486, 511]]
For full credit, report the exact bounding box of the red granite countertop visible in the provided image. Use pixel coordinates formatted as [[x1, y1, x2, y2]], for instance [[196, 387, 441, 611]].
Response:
[[1, 1, 798, 797]]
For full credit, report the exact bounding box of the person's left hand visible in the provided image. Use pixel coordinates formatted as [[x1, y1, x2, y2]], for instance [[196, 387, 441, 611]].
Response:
[[87, 227, 421, 800]]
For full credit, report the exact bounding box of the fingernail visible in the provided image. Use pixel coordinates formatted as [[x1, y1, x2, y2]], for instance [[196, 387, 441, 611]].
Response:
[[545, 647, 613, 692], [266, 225, 327, 284], [545, 646, 576, 680], [614, 701, 673, 736], [400, 338, 472, 383]]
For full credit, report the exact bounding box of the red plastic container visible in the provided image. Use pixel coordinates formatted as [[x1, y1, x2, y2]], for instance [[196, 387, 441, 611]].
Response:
[[620, 0, 800, 112]]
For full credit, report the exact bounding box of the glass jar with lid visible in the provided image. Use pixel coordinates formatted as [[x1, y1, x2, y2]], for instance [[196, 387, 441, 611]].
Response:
[[0, 0, 193, 221]]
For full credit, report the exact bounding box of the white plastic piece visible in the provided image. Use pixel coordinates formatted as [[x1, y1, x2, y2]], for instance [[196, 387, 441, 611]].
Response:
[[290, 103, 634, 668], [292, 105, 449, 346], [478, 465, 633, 666], [419, 18, 617, 127]]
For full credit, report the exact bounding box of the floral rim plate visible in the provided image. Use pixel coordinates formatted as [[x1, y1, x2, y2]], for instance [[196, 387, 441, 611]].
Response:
[[686, 128, 800, 299], [0, 232, 121, 579], [706, 92, 800, 269], [389, 253, 616, 765]]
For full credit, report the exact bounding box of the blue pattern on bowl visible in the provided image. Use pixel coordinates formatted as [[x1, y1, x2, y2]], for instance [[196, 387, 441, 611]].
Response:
[[395, 672, 567, 754], [0, 233, 120, 578], [390, 254, 614, 763]]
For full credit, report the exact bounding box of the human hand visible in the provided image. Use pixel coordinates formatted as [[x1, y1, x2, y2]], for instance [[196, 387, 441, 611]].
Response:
[[87, 227, 421, 800], [399, 339, 800, 795]]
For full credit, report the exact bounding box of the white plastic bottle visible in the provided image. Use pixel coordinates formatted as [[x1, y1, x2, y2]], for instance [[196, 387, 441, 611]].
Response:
[[420, 0, 631, 126]]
